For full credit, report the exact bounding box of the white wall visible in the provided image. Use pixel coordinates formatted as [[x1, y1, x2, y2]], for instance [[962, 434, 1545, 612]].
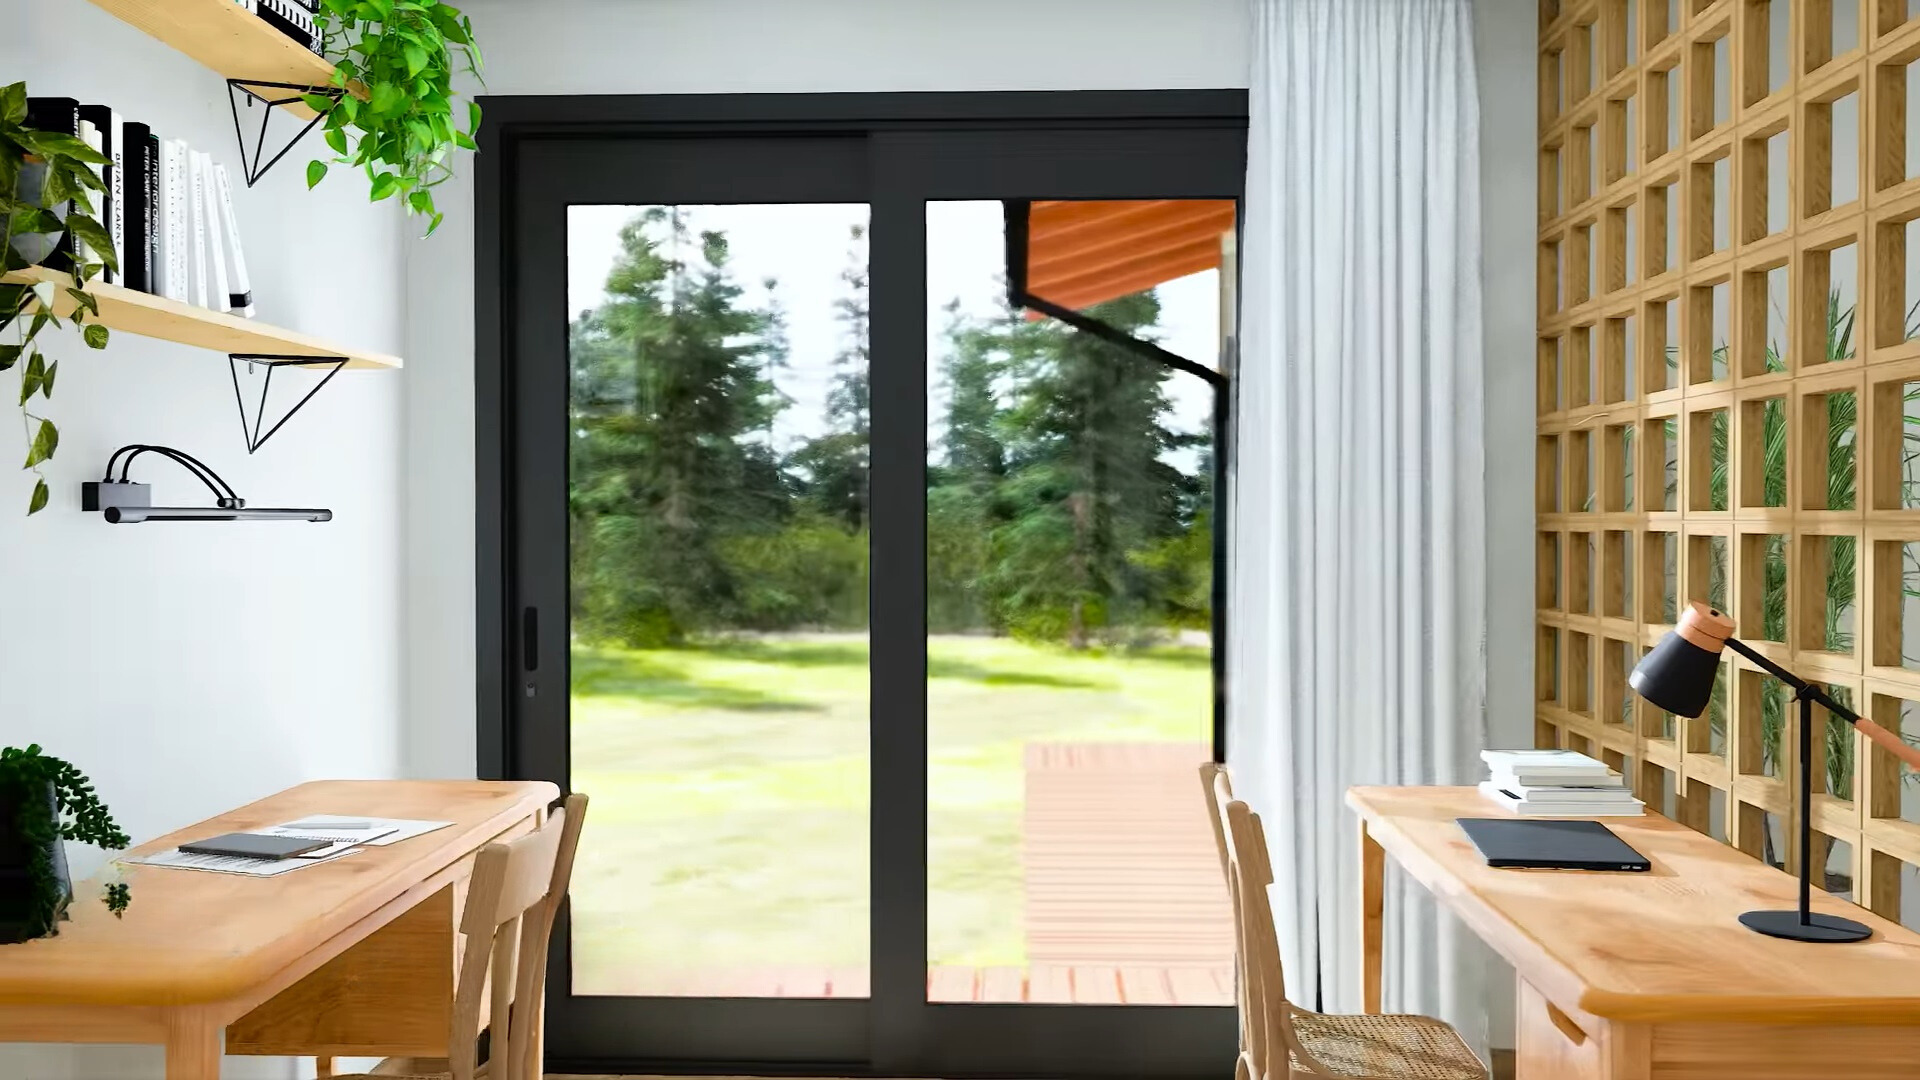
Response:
[[0, 4, 405, 1078]]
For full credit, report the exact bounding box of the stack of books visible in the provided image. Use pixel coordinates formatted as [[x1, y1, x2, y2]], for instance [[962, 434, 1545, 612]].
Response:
[[1477, 749, 1644, 817], [23, 97, 254, 317]]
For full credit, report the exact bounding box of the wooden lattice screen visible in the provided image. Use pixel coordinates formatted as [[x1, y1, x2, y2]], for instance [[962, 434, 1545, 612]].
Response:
[[1535, 0, 1920, 921]]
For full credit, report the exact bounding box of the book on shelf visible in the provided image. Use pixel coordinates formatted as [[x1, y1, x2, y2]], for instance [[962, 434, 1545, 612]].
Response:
[[73, 119, 106, 272], [158, 140, 189, 303], [192, 152, 231, 315], [21, 97, 80, 273], [251, 0, 325, 54], [211, 164, 254, 318], [1477, 782, 1645, 818], [187, 151, 210, 309], [121, 122, 158, 294], [75, 105, 119, 284]]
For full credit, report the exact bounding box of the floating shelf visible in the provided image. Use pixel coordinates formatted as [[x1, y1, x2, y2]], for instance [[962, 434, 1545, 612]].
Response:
[[83, 0, 353, 118], [4, 268, 402, 371]]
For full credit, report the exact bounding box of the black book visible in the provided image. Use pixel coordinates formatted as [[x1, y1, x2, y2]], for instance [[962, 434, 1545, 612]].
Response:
[[21, 98, 81, 273], [75, 104, 117, 284], [258, 0, 322, 53], [121, 123, 158, 294]]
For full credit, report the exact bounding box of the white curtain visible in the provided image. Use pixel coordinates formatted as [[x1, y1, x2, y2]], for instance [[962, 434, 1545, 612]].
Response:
[[1227, 0, 1490, 1049]]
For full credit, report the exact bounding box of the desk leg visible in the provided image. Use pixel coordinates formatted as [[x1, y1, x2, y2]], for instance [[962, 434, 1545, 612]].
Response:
[[164, 1011, 222, 1080], [1360, 820, 1384, 1015]]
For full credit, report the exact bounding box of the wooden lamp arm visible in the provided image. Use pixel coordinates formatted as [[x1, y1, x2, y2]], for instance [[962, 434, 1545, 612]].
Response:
[[1852, 716, 1920, 774]]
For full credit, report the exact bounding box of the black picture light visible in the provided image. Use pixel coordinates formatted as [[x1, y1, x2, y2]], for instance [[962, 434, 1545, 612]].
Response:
[[1631, 602, 1920, 942], [82, 444, 331, 524]]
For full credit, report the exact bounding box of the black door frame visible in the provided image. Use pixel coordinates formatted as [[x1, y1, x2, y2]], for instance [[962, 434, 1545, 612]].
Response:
[[474, 89, 1248, 1079]]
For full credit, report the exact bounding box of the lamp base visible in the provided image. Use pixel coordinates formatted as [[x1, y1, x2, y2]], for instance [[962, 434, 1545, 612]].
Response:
[[1738, 909, 1872, 942]]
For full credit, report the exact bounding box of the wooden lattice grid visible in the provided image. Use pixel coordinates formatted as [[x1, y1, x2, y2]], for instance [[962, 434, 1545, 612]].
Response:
[[1536, 0, 1920, 923]]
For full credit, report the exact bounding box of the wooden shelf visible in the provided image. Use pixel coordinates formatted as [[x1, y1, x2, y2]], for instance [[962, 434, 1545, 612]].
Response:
[[83, 0, 348, 117], [4, 268, 402, 370]]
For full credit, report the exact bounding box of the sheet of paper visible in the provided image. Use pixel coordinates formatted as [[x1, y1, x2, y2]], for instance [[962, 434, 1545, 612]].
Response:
[[129, 844, 361, 878], [265, 815, 454, 847]]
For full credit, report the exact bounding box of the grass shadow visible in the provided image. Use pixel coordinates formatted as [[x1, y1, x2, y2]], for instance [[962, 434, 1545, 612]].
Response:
[[572, 649, 821, 713], [700, 638, 870, 668], [926, 657, 1104, 689]]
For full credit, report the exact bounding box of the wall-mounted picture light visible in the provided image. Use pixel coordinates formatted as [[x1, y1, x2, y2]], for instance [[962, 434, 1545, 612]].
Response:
[[82, 444, 331, 524]]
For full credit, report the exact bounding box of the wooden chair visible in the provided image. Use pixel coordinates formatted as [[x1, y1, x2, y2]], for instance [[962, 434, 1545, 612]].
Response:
[[1208, 776, 1484, 1080], [324, 793, 588, 1080]]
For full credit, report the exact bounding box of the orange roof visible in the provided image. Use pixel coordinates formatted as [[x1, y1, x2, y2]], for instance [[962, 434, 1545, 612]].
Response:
[[1024, 199, 1236, 311]]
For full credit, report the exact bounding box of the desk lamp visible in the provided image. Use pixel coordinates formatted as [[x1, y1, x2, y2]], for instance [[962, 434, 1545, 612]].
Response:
[[1630, 602, 1920, 941]]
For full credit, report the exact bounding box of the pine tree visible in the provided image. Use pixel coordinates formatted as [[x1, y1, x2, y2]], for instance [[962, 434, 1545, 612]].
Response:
[[986, 292, 1191, 648], [569, 208, 790, 646], [788, 225, 871, 528]]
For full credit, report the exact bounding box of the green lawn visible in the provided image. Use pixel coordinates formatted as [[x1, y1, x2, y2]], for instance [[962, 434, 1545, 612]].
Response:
[[567, 633, 1210, 993]]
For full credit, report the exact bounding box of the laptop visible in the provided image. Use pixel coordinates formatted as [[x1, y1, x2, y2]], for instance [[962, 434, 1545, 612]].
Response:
[[1456, 817, 1652, 872]]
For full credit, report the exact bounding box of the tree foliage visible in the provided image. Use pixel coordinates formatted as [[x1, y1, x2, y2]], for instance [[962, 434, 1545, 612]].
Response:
[[569, 212, 1214, 651]]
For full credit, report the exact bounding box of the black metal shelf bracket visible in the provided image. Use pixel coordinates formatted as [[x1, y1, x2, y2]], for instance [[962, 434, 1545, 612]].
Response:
[[226, 79, 346, 187], [229, 354, 348, 454]]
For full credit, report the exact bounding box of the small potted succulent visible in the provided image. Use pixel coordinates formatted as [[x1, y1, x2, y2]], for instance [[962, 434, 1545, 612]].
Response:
[[0, 745, 130, 942]]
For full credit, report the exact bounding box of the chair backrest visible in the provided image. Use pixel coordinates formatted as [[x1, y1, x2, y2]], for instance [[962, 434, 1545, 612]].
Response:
[[1198, 762, 1233, 884], [449, 793, 588, 1080], [1212, 788, 1308, 1079]]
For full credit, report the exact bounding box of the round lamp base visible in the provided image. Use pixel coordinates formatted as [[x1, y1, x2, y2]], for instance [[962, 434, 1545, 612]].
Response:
[[1738, 909, 1872, 943]]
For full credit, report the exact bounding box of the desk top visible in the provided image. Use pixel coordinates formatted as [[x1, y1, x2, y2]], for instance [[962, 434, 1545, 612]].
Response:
[[1348, 785, 1920, 1023], [0, 779, 556, 1007]]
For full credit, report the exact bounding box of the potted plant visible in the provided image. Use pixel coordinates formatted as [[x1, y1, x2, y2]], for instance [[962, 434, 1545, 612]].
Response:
[[0, 745, 130, 942], [305, 0, 483, 236], [0, 81, 117, 514]]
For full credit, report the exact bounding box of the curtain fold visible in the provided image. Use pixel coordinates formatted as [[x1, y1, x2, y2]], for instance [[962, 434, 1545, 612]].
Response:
[[1228, 0, 1490, 1049]]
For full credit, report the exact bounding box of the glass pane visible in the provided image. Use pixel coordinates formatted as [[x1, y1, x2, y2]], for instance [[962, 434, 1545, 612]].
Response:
[[926, 200, 1233, 1006], [566, 204, 871, 998]]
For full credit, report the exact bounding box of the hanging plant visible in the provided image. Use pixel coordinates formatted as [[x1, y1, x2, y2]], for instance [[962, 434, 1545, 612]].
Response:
[[0, 82, 117, 514], [306, 0, 483, 236], [0, 745, 131, 943]]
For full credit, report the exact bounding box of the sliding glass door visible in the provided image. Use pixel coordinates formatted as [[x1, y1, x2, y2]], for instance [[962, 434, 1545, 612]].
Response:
[[486, 94, 1244, 1077]]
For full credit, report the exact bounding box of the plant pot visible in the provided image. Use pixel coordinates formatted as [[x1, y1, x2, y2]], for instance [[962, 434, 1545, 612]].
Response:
[[0, 781, 71, 943]]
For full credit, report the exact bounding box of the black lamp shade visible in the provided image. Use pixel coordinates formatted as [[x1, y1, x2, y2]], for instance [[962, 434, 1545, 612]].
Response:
[[1628, 602, 1734, 718]]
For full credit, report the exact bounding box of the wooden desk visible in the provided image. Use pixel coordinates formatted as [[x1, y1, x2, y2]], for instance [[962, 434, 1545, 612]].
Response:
[[0, 779, 556, 1079], [1349, 786, 1920, 1079]]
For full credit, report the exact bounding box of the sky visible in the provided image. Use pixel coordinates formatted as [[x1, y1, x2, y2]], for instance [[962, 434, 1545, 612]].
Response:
[[566, 201, 1220, 458]]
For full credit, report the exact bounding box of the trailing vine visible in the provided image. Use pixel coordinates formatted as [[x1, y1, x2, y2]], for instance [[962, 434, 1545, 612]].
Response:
[[0, 81, 117, 514], [306, 0, 482, 236], [0, 745, 130, 938]]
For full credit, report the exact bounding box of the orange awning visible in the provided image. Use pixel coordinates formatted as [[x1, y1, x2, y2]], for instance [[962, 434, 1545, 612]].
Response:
[[1023, 199, 1236, 311]]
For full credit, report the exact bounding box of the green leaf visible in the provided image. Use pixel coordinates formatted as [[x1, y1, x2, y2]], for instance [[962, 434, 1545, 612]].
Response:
[[425, 210, 444, 236], [40, 359, 56, 396], [307, 159, 329, 189], [469, 99, 482, 134], [65, 288, 98, 318], [369, 171, 399, 201], [22, 418, 55, 467], [0, 345, 20, 372], [19, 352, 43, 404], [453, 129, 477, 152], [403, 44, 428, 76], [82, 323, 107, 350], [66, 215, 116, 275], [26, 478, 47, 515], [0, 83, 26, 126], [19, 131, 110, 167], [301, 93, 337, 114], [324, 127, 349, 156]]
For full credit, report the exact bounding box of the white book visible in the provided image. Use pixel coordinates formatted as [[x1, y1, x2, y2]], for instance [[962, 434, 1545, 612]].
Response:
[[157, 141, 188, 302], [211, 164, 254, 317], [1483, 780, 1638, 803], [1488, 767, 1626, 790], [1481, 749, 1612, 777], [197, 154, 230, 314], [75, 121, 104, 269], [187, 152, 210, 309], [108, 113, 125, 286], [1478, 782, 1645, 817]]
